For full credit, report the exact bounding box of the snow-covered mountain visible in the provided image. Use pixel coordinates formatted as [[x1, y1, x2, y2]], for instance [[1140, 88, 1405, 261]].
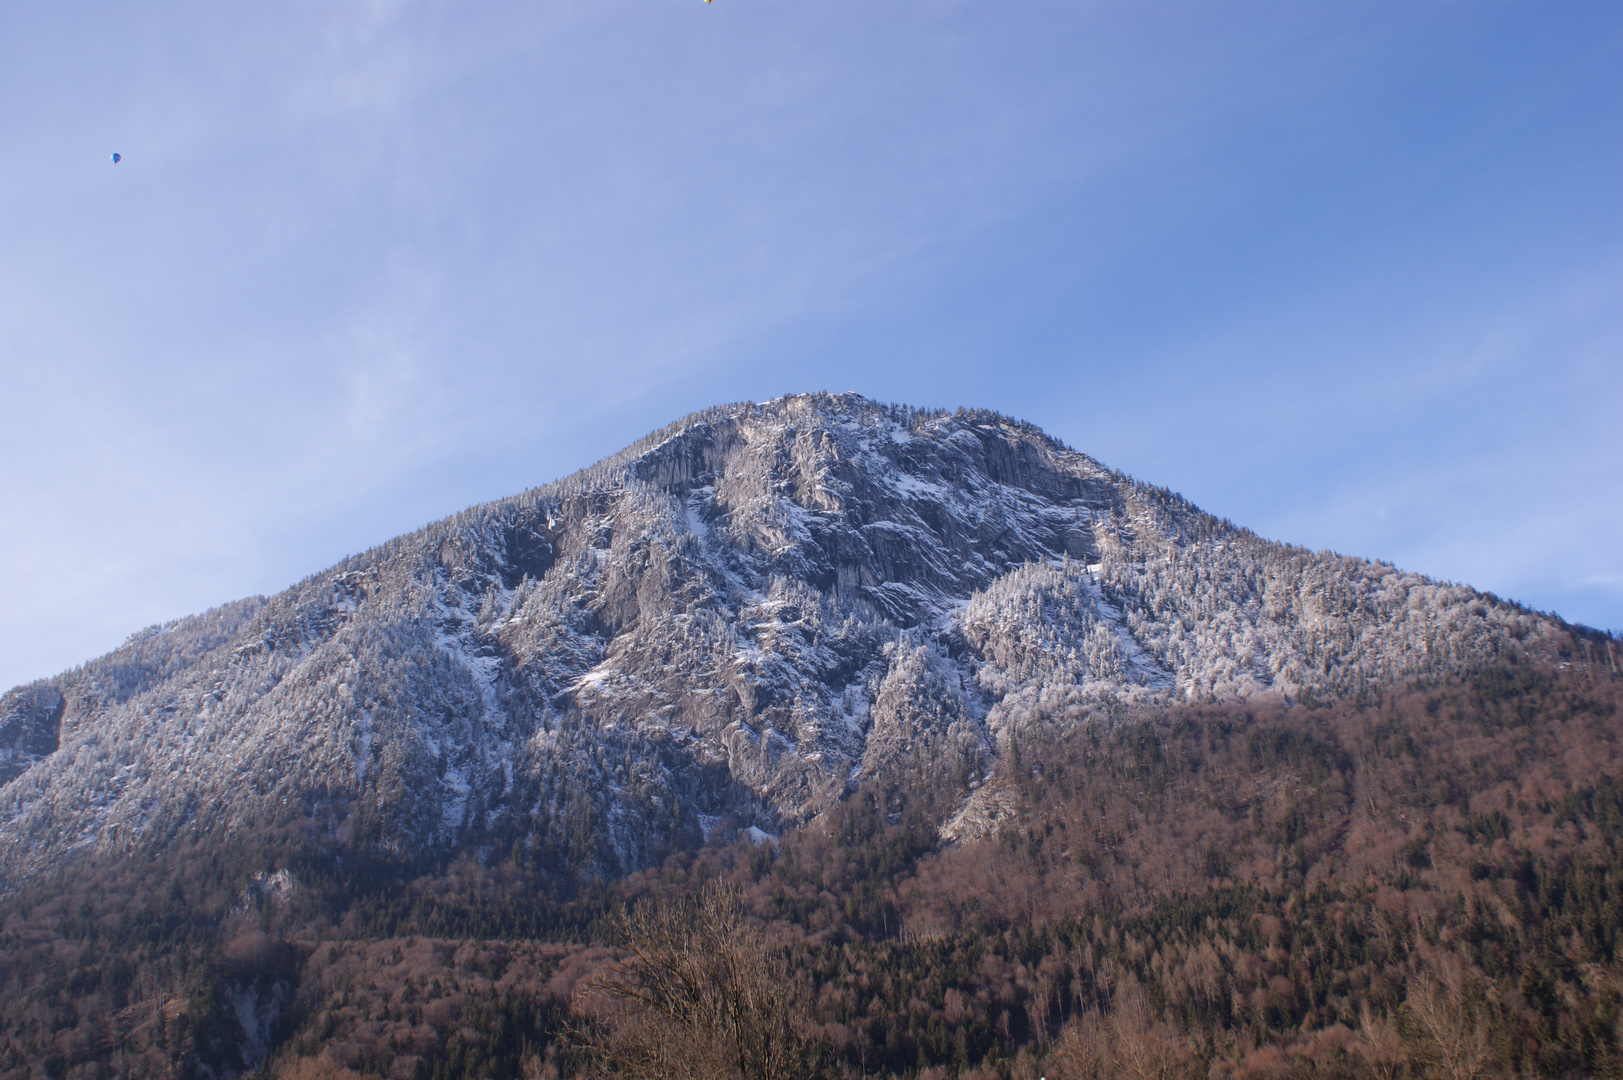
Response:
[[0, 393, 1567, 887]]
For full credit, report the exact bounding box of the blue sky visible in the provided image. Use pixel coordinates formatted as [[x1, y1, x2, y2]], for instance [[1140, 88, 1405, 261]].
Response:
[[1, 2, 1619, 691]]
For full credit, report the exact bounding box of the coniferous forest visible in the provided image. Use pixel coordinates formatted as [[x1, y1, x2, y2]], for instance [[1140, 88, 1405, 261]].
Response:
[[2, 655, 1618, 1080], [2, 399, 1620, 1080], [8, 0, 1622, 1066]]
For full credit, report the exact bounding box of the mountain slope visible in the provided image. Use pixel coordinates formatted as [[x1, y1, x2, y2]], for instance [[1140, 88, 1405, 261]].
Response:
[[0, 393, 1573, 888]]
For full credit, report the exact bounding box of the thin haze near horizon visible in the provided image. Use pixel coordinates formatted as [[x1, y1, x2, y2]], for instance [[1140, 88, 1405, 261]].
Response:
[[1, 2, 1619, 693]]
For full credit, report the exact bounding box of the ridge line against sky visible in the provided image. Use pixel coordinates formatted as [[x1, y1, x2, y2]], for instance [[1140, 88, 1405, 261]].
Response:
[[0, 1, 1618, 691]]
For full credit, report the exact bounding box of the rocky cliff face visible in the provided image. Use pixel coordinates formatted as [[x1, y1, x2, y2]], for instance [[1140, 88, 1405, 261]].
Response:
[[0, 393, 1565, 888], [0, 688, 64, 787]]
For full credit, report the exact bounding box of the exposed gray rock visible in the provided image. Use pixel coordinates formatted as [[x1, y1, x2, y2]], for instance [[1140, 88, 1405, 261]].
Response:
[[0, 393, 1567, 888], [0, 687, 64, 787]]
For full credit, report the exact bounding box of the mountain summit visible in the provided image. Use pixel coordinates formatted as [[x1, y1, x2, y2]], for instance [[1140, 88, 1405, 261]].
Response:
[[0, 393, 1564, 887]]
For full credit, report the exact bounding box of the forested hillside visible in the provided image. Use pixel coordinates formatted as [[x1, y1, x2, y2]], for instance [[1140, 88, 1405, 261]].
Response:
[[0, 395, 1616, 1079], [2, 655, 1617, 1079]]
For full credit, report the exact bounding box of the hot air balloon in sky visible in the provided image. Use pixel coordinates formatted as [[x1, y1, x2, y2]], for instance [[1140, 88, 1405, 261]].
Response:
[[111, 153, 121, 163]]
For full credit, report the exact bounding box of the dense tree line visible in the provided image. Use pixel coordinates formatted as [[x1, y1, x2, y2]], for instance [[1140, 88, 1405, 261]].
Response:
[[0, 657, 1617, 1079]]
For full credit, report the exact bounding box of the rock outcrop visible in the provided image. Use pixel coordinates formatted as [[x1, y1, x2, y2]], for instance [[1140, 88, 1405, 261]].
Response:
[[0, 393, 1566, 887]]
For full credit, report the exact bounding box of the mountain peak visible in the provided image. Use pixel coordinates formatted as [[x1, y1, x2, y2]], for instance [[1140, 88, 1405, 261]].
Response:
[[0, 396, 1565, 887]]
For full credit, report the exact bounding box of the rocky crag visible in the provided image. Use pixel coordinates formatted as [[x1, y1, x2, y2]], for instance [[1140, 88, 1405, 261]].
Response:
[[0, 393, 1571, 888]]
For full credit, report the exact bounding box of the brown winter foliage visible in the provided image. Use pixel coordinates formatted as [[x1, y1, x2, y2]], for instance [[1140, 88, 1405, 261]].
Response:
[[1, 655, 1619, 1080], [571, 882, 823, 1080]]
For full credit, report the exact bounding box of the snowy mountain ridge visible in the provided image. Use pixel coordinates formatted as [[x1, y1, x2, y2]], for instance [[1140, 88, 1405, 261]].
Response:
[[0, 393, 1568, 887]]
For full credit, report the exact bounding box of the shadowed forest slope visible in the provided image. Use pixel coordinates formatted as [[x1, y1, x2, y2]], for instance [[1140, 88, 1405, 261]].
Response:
[[1, 656, 1618, 1080], [0, 395, 1615, 1079]]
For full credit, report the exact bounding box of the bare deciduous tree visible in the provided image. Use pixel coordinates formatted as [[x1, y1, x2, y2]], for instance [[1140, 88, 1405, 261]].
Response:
[[1403, 958, 1496, 1080], [574, 882, 824, 1080], [272, 1057, 367, 1080], [1352, 1002, 1406, 1080], [1045, 984, 1190, 1080]]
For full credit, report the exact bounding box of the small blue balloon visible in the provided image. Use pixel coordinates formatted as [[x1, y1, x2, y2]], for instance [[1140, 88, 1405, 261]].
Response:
[[111, 153, 121, 163]]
